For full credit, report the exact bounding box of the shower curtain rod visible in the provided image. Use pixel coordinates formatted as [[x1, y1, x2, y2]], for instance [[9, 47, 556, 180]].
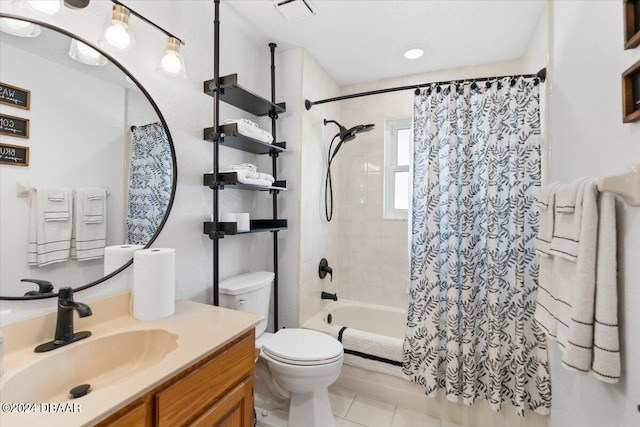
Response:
[[305, 67, 546, 110]]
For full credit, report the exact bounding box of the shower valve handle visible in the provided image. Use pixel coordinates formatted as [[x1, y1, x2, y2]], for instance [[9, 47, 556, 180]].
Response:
[[319, 258, 333, 281]]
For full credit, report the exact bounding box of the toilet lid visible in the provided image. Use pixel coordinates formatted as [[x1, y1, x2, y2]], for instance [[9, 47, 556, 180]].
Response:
[[262, 329, 343, 365]]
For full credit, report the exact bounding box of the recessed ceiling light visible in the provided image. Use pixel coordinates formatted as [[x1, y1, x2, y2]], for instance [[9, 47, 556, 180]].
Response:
[[404, 48, 424, 60]]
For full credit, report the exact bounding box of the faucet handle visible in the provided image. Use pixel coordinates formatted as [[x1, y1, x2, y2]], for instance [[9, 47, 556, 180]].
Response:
[[21, 279, 54, 296], [58, 287, 74, 301]]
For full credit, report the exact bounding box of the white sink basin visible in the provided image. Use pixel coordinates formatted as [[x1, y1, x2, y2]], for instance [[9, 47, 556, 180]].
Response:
[[2, 329, 178, 403]]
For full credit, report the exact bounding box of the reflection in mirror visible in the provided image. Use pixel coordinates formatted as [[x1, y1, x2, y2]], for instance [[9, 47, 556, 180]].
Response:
[[0, 18, 175, 299]]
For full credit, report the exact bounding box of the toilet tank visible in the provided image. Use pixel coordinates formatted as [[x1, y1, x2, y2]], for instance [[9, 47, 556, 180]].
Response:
[[219, 271, 274, 337]]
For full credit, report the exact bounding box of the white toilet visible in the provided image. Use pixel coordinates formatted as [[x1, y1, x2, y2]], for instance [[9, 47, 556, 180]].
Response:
[[219, 272, 344, 427]]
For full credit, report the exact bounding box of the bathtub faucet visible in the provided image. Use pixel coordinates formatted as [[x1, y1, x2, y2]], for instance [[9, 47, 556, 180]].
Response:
[[321, 292, 338, 301]]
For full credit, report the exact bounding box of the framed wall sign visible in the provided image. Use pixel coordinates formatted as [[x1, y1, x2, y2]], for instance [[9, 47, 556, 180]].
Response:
[[625, 0, 640, 49], [622, 59, 640, 123], [0, 113, 29, 138], [0, 82, 30, 110], [0, 142, 29, 166]]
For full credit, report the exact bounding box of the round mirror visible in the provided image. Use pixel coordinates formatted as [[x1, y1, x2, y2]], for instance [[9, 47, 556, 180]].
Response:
[[0, 16, 177, 300]]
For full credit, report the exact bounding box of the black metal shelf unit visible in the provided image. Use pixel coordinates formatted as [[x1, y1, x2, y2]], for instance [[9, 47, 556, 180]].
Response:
[[206, 0, 285, 331]]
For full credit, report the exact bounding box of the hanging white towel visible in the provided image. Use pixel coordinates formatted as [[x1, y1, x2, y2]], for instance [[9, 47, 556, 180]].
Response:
[[536, 182, 561, 258], [330, 325, 404, 378], [44, 186, 70, 221], [591, 192, 619, 383], [559, 180, 598, 375], [534, 182, 561, 338], [83, 187, 105, 224], [71, 188, 107, 261], [534, 180, 620, 383], [27, 187, 73, 266], [550, 178, 590, 261]]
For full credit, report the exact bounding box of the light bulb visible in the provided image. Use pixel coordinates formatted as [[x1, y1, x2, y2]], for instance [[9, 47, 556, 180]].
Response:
[[161, 51, 182, 75], [404, 48, 424, 60], [69, 39, 107, 66], [23, 0, 61, 15], [0, 17, 41, 37], [99, 5, 134, 53], [76, 41, 101, 60], [105, 22, 131, 51], [157, 37, 186, 79]]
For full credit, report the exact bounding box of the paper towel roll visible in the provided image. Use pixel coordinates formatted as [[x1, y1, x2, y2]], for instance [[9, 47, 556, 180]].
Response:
[[236, 213, 250, 231], [133, 248, 175, 321], [104, 245, 144, 275]]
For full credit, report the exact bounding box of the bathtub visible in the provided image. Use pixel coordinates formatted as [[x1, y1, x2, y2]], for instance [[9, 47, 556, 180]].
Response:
[[302, 299, 548, 427]]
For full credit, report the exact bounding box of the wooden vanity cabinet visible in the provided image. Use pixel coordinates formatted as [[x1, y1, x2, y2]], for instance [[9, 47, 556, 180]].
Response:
[[97, 329, 256, 427]]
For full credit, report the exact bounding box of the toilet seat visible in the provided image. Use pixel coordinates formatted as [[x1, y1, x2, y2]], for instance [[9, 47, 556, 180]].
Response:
[[262, 329, 343, 366]]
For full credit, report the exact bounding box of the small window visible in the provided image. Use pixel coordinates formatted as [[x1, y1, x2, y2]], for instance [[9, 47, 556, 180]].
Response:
[[384, 118, 411, 220]]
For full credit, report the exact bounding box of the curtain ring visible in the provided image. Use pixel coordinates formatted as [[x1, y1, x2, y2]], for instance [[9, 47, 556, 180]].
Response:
[[415, 86, 421, 95]]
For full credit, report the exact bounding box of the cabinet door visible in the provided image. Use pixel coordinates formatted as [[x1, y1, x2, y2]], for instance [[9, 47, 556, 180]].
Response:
[[190, 376, 254, 427]]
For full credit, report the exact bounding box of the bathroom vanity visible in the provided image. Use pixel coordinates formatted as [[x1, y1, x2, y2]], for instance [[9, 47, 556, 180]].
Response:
[[0, 293, 262, 427]]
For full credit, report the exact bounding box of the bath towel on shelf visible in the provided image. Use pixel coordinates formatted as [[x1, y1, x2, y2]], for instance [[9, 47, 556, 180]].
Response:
[[329, 325, 404, 378], [27, 187, 73, 266], [225, 119, 274, 144], [220, 165, 274, 188], [71, 188, 107, 261]]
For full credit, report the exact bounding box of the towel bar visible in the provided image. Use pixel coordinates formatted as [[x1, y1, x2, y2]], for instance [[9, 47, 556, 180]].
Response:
[[16, 182, 110, 198], [597, 164, 640, 206]]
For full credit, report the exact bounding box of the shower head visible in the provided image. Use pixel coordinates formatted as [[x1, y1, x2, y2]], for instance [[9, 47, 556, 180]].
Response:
[[324, 119, 375, 158]]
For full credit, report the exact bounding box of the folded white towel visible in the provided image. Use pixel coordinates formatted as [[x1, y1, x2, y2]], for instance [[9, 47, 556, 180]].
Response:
[[257, 172, 276, 184], [591, 192, 619, 383], [83, 187, 105, 224], [44, 186, 70, 222], [228, 163, 257, 172], [550, 178, 590, 261], [71, 188, 106, 261], [329, 325, 403, 378], [225, 119, 274, 144], [28, 187, 72, 266], [221, 169, 261, 182]]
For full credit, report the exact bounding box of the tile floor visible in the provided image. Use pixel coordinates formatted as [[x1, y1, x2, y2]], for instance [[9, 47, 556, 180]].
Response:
[[329, 386, 459, 427]]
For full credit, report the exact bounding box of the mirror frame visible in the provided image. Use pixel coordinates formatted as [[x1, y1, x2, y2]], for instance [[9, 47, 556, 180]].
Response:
[[0, 14, 178, 301]]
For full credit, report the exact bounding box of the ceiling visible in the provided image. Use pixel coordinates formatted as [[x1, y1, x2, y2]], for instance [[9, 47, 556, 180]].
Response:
[[223, 0, 546, 86]]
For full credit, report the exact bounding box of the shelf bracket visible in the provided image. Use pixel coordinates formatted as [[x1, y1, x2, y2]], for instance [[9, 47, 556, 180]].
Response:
[[208, 231, 225, 240]]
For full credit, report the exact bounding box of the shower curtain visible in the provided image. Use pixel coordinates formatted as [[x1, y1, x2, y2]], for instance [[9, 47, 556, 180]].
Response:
[[403, 77, 551, 416], [126, 122, 173, 245]]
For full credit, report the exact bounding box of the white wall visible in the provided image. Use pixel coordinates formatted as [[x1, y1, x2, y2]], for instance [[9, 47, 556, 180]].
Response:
[[0, 41, 126, 297], [548, 2, 640, 427], [0, 0, 299, 326], [298, 51, 341, 324]]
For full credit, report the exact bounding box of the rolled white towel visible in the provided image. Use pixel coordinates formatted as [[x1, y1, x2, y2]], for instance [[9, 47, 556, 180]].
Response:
[[225, 119, 274, 144], [329, 325, 404, 378], [257, 173, 276, 184]]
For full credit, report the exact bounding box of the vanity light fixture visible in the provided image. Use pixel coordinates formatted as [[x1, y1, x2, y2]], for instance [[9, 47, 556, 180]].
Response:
[[68, 39, 107, 66], [0, 17, 41, 37], [12, 0, 62, 15], [157, 37, 186, 80], [99, 4, 134, 52], [404, 48, 424, 60]]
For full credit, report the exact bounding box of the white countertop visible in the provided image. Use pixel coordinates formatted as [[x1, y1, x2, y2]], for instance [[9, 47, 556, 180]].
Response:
[[0, 292, 262, 427]]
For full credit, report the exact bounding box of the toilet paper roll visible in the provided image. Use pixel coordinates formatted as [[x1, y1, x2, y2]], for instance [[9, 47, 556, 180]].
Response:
[[220, 213, 237, 223], [104, 245, 144, 275], [133, 248, 175, 321], [236, 213, 250, 232]]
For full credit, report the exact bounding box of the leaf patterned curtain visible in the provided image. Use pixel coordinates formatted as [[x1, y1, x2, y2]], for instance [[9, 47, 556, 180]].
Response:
[[126, 122, 173, 245], [403, 77, 551, 416]]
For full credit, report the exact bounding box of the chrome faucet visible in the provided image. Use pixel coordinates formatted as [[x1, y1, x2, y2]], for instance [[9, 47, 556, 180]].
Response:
[[34, 287, 92, 353]]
